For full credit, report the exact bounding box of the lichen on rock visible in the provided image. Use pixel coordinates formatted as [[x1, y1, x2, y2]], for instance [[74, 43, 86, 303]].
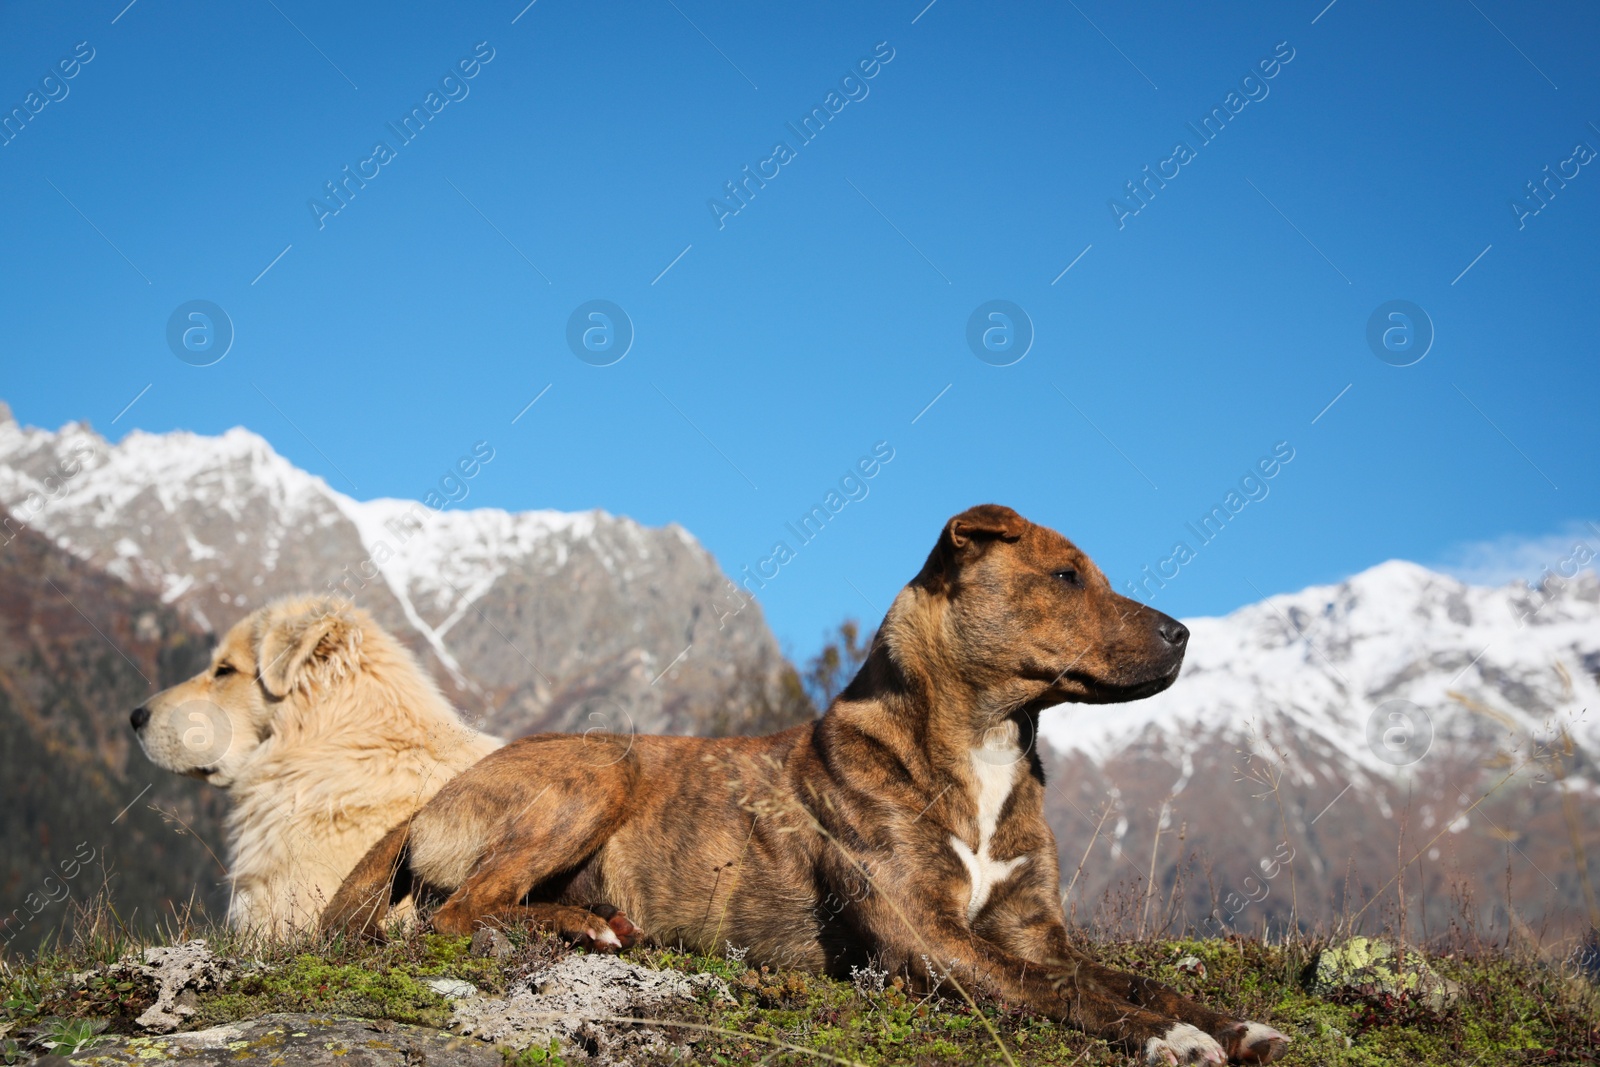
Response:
[[125, 940, 234, 1033], [1310, 937, 1461, 1009], [450, 951, 731, 1061], [59, 1013, 502, 1065]]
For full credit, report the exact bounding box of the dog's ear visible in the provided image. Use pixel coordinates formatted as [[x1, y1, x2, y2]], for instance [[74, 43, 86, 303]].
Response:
[[916, 504, 1029, 592], [944, 505, 1028, 555], [257, 603, 360, 699]]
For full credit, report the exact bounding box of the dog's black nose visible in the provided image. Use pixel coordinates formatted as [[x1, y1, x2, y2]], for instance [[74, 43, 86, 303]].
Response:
[[1158, 620, 1189, 647], [130, 706, 151, 730]]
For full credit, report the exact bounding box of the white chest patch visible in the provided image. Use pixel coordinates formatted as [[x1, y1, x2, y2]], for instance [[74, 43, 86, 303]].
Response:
[[949, 728, 1028, 922]]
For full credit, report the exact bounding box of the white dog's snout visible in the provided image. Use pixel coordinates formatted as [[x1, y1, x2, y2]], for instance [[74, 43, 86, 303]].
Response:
[[138, 697, 240, 776], [168, 699, 236, 767]]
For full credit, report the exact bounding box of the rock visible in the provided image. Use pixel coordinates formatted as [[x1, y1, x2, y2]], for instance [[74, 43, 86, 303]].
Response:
[[450, 951, 731, 1060], [1174, 955, 1206, 978], [126, 940, 233, 1033], [59, 1013, 502, 1065], [1310, 937, 1461, 1009], [425, 978, 480, 999], [470, 927, 513, 959]]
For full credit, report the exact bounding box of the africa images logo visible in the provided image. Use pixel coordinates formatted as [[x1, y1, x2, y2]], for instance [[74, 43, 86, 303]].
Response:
[[308, 42, 497, 230], [708, 42, 896, 230], [1108, 41, 1296, 230]]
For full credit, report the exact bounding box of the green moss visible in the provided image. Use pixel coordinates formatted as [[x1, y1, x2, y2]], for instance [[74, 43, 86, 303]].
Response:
[[195, 954, 451, 1029], [4, 922, 1596, 1065], [500, 1039, 567, 1066]]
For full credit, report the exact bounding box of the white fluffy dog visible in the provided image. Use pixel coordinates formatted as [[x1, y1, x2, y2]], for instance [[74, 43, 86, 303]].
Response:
[[131, 595, 500, 936]]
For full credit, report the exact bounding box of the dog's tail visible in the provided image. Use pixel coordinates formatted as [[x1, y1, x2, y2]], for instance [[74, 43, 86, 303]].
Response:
[[321, 823, 413, 942]]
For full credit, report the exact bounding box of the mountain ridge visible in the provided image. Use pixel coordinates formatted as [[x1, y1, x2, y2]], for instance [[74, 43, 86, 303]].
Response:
[[1042, 556, 1600, 774], [1040, 556, 1598, 937], [0, 407, 790, 740]]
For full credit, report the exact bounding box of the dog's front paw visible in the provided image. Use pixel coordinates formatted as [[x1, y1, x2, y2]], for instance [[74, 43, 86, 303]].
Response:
[[1144, 1023, 1225, 1065], [1218, 1021, 1290, 1064], [584, 903, 643, 950], [569, 917, 625, 951], [535, 904, 630, 952]]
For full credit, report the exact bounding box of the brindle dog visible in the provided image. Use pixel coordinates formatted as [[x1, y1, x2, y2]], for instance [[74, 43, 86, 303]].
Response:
[[324, 505, 1289, 1065]]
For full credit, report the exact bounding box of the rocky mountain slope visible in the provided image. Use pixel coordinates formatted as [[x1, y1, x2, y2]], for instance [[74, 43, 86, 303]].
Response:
[[0, 404, 789, 741], [0, 510, 228, 952], [1040, 560, 1600, 937]]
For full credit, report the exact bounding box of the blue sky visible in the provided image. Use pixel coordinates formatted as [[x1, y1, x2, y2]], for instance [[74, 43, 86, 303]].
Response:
[[2, 0, 1596, 660]]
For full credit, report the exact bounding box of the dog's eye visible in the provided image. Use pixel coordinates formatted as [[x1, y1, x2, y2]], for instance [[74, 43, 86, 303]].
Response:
[[1052, 568, 1082, 587], [214, 663, 237, 678]]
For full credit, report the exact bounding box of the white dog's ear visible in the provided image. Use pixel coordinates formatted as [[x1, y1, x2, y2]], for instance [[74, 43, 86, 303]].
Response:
[[257, 606, 360, 698]]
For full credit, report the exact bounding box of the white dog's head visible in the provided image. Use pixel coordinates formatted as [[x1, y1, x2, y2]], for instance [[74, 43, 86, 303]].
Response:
[[130, 596, 365, 788]]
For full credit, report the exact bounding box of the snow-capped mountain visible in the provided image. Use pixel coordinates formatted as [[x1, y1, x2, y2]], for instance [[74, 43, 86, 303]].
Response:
[[1039, 561, 1598, 937], [0, 403, 787, 738], [1042, 559, 1600, 776]]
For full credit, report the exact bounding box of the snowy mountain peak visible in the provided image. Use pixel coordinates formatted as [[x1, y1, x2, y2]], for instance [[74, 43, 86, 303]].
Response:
[[0, 412, 708, 619], [0, 405, 782, 738], [1043, 556, 1599, 780]]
